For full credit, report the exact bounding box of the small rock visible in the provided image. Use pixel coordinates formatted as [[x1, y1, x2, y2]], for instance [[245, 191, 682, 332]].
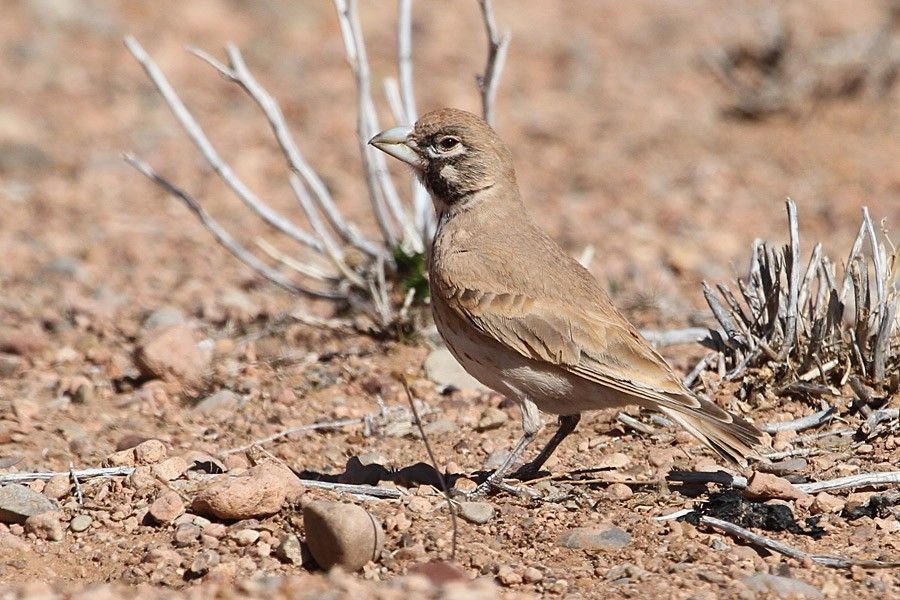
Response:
[[496, 564, 522, 586], [274, 533, 305, 566], [811, 492, 844, 515], [203, 522, 227, 539], [407, 560, 468, 585], [127, 466, 160, 493], [423, 346, 485, 391], [596, 452, 631, 470], [744, 471, 811, 502], [605, 563, 648, 582], [484, 449, 511, 470], [189, 549, 220, 577], [458, 501, 495, 524], [303, 500, 385, 571], [192, 462, 303, 520], [174, 523, 202, 547], [69, 515, 92, 533], [559, 526, 631, 550], [134, 324, 211, 385], [143, 306, 185, 331], [134, 439, 167, 465], [25, 511, 64, 541], [607, 483, 633, 500], [0, 484, 58, 524], [231, 528, 260, 546], [194, 390, 239, 415], [0, 353, 22, 379], [648, 448, 678, 469], [476, 407, 508, 431], [42, 474, 70, 500], [151, 456, 188, 481], [148, 491, 185, 525], [758, 458, 808, 475], [523, 566, 544, 583], [743, 573, 823, 599], [105, 448, 137, 467], [0, 325, 49, 357], [406, 496, 433, 514]]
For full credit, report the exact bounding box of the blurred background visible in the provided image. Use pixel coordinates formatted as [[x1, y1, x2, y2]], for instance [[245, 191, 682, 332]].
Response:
[[1, 0, 898, 326]]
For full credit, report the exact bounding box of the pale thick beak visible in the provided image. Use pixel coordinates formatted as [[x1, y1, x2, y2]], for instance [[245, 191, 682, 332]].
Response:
[[368, 126, 421, 168]]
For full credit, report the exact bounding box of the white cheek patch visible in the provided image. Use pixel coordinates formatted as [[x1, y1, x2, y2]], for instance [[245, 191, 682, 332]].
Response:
[[440, 164, 459, 182]]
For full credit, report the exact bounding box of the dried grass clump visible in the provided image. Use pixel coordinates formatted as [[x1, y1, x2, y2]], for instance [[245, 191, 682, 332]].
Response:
[[702, 200, 899, 401]]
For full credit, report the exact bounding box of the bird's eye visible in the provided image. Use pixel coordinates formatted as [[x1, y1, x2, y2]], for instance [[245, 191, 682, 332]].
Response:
[[436, 136, 460, 152]]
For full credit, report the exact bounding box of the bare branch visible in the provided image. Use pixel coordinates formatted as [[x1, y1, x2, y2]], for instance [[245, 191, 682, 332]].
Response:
[[123, 36, 323, 253], [477, 0, 510, 127], [189, 44, 387, 261], [124, 153, 343, 300]]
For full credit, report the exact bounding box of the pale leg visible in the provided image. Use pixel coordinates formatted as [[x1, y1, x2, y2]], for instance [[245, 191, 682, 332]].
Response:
[[467, 398, 543, 498]]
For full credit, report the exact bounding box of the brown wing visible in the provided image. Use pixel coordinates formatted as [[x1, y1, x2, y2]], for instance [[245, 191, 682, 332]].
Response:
[[440, 281, 703, 411]]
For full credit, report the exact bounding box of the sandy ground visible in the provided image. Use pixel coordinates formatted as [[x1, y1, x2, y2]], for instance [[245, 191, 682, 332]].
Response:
[[1, 1, 899, 598]]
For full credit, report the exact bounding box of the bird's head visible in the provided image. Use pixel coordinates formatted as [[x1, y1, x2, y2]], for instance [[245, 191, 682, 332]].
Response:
[[369, 108, 516, 211]]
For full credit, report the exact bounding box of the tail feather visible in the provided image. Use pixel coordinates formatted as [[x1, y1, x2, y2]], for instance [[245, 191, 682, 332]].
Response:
[[657, 396, 764, 467]]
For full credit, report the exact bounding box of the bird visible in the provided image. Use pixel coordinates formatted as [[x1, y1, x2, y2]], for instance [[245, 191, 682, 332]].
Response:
[[370, 108, 763, 497]]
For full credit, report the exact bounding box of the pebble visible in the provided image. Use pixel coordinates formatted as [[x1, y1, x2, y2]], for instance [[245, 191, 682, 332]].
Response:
[[476, 407, 508, 431], [0, 484, 58, 524], [406, 496, 433, 514], [596, 452, 631, 469], [647, 448, 678, 469], [743, 573, 823, 599], [42, 474, 71, 500], [134, 439, 167, 465], [423, 346, 485, 391], [231, 528, 260, 546], [194, 389, 239, 415], [810, 492, 844, 514], [148, 491, 185, 524], [496, 564, 522, 586], [134, 324, 211, 385], [607, 483, 633, 500], [192, 462, 303, 520], [25, 511, 64, 541], [202, 522, 227, 539], [150, 456, 188, 481], [173, 523, 201, 547], [744, 471, 811, 502], [558, 526, 631, 550], [143, 305, 185, 331], [523, 566, 544, 583], [303, 500, 384, 571], [189, 549, 220, 577], [458, 501, 495, 524], [274, 533, 305, 566], [69, 515, 92, 533]]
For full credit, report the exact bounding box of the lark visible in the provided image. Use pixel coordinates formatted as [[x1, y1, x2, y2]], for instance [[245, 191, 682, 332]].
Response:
[[371, 108, 762, 496]]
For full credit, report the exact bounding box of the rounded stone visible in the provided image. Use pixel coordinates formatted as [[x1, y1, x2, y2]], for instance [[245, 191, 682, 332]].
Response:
[[303, 500, 384, 571]]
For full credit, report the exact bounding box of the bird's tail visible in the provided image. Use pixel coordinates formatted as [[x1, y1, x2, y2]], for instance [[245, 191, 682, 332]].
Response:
[[657, 395, 764, 467]]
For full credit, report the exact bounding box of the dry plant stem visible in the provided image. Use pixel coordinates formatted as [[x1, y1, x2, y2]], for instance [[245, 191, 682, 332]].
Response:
[[123, 154, 342, 299], [699, 515, 900, 569], [188, 44, 385, 261], [396, 0, 431, 236], [123, 37, 322, 253], [0, 467, 136, 484], [477, 0, 510, 127], [779, 199, 801, 359], [69, 463, 84, 505], [795, 471, 900, 494], [296, 479, 403, 499], [335, 0, 421, 253], [616, 412, 656, 435], [402, 377, 457, 562], [640, 327, 712, 347], [761, 406, 835, 434]]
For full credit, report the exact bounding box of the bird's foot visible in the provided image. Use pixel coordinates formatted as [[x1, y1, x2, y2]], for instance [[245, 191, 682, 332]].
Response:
[[453, 477, 541, 501]]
